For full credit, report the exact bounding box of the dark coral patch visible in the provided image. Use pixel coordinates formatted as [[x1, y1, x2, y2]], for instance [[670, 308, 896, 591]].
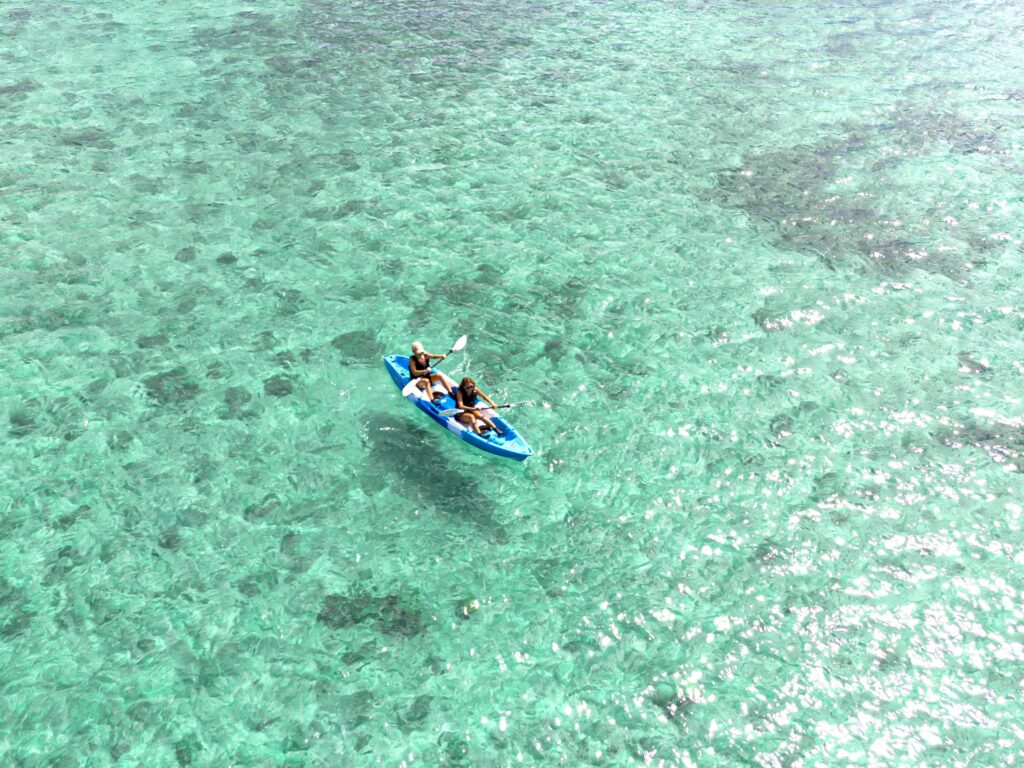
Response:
[[158, 527, 181, 551], [136, 333, 168, 348], [263, 375, 293, 397], [143, 368, 199, 405], [330, 330, 382, 363], [243, 494, 282, 522], [318, 590, 428, 636], [318, 593, 375, 629]]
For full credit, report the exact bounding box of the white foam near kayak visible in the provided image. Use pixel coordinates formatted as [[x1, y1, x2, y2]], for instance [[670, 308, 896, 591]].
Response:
[[383, 355, 533, 461]]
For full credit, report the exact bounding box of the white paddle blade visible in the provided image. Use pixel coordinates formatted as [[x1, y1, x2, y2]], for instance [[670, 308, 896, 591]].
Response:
[[450, 334, 468, 353], [438, 407, 460, 417], [401, 378, 422, 397]]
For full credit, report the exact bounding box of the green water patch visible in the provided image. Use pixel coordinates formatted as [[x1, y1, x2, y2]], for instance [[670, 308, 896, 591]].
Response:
[[2, 0, 1024, 765], [714, 104, 1017, 282]]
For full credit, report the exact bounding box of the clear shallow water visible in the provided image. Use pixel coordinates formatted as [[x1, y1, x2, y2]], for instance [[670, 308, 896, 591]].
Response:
[[2, 0, 1024, 765]]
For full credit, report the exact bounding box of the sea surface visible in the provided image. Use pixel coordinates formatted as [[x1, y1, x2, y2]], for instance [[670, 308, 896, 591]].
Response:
[[2, 1, 1024, 765]]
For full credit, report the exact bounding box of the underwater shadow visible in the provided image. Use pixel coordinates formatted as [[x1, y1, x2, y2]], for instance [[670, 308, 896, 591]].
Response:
[[712, 106, 1009, 282], [361, 411, 510, 544]]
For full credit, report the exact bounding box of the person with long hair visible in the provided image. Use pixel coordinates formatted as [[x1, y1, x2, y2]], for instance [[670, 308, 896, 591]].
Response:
[[452, 376, 505, 436]]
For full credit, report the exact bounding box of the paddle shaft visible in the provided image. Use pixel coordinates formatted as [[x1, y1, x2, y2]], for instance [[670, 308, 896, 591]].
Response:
[[437, 401, 532, 418]]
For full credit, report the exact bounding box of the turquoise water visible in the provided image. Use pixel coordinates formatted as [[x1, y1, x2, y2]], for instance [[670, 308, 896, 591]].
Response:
[[3, 0, 1024, 764]]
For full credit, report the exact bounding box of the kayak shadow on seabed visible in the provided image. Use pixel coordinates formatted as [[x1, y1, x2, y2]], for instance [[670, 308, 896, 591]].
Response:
[[359, 412, 511, 545]]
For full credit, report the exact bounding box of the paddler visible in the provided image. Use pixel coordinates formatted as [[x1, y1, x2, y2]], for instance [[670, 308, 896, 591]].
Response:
[[453, 377, 505, 436], [408, 341, 453, 402]]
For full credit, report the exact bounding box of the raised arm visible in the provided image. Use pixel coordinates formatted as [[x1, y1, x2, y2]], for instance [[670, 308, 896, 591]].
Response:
[[478, 389, 498, 409]]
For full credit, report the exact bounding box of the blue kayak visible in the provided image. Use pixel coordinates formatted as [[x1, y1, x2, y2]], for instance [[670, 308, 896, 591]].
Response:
[[383, 355, 533, 461]]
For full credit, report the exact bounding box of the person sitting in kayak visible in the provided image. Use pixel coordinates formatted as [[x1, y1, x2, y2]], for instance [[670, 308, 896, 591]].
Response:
[[408, 341, 452, 402], [453, 377, 505, 436]]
